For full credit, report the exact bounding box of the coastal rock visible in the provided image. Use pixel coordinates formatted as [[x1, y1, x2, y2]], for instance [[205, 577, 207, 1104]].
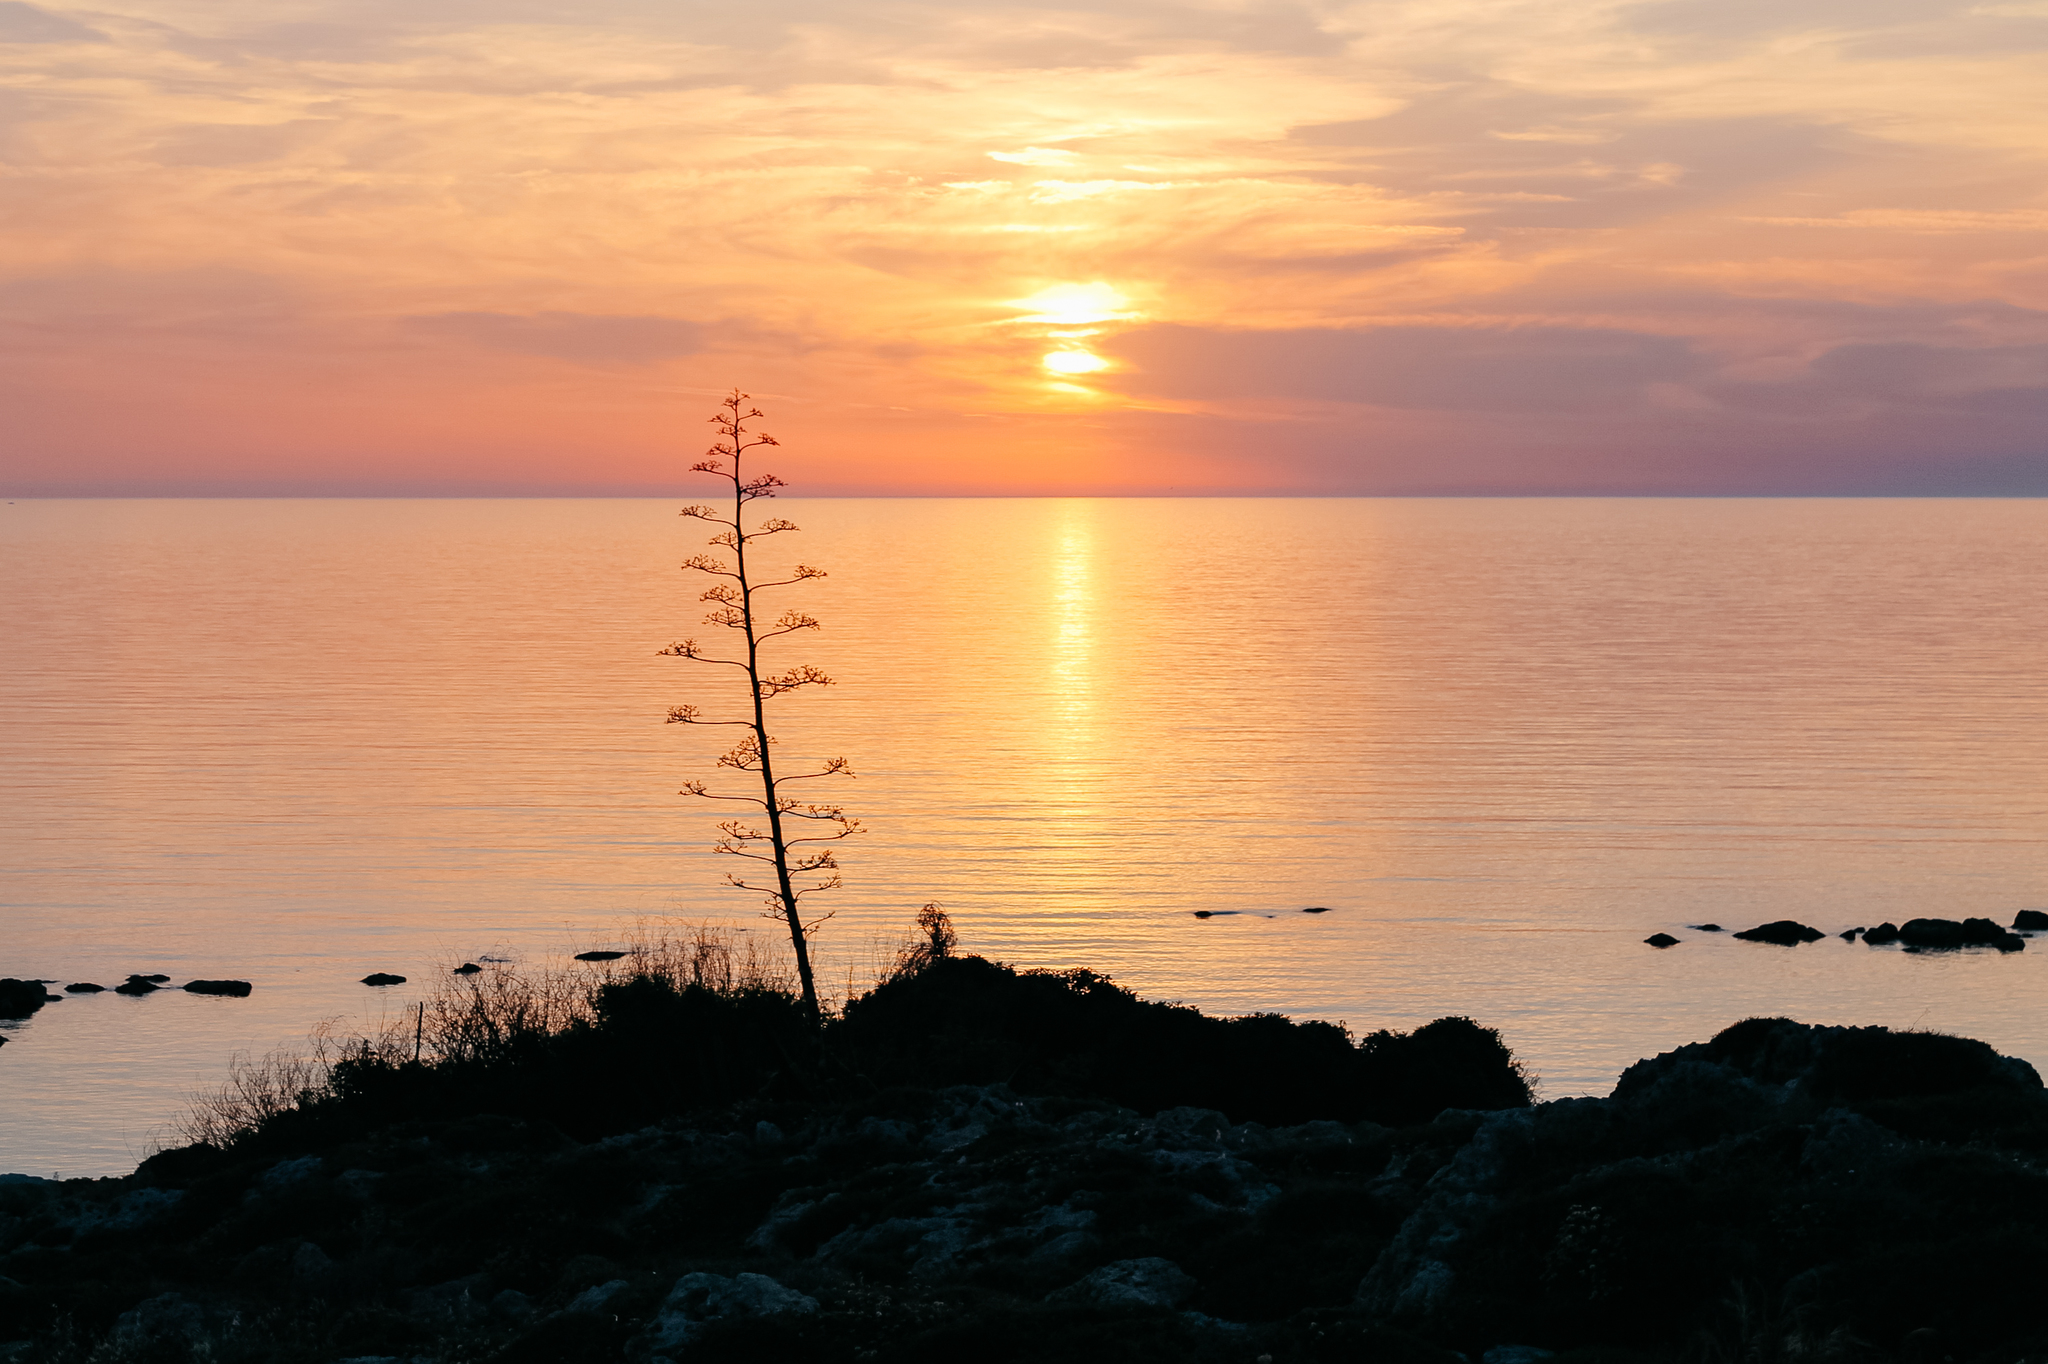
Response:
[[0, 979, 47, 1019], [1863, 922, 1901, 945], [1688, 923, 1723, 932], [453, 963, 483, 975], [1302, 906, 1335, 914], [113, 978, 158, 995], [183, 979, 253, 997], [573, 950, 628, 961], [1051, 1257, 1196, 1309], [63, 983, 104, 993], [1840, 928, 1863, 940], [139, 974, 170, 983], [110, 1293, 205, 1349], [2014, 910, 2048, 931], [1897, 918, 2024, 952], [647, 1272, 817, 1350], [564, 1277, 629, 1315], [1643, 934, 1679, 948], [360, 973, 406, 987], [1484, 1348, 1557, 1364], [1731, 920, 1824, 945]]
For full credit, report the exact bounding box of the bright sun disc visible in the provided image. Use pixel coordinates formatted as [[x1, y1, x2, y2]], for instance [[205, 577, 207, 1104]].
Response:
[[1009, 283, 1131, 325], [1043, 349, 1109, 375]]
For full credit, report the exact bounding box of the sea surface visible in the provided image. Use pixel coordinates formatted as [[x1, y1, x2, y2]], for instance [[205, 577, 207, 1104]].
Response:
[[4, 497, 2046, 1176]]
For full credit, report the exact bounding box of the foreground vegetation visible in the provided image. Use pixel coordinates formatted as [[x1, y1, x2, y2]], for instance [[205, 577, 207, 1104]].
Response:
[[2, 927, 2045, 1364]]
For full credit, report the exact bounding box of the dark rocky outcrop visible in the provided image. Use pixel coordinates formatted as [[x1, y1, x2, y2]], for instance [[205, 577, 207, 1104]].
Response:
[[183, 980, 254, 998], [1863, 921, 1901, 945], [64, 982, 106, 993], [0, 979, 48, 1019], [361, 973, 407, 987], [573, 950, 629, 961], [1301, 907, 1334, 915], [1731, 920, 1824, 945], [1643, 934, 1678, 948], [4, 1013, 2046, 1364], [2015, 909, 2048, 931], [1896, 918, 2024, 952], [1687, 923, 1723, 932], [113, 976, 160, 996], [453, 962, 484, 975]]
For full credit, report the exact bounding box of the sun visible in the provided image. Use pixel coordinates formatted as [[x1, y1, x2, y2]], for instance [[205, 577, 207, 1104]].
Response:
[[1008, 283, 1132, 325], [1043, 349, 1110, 375]]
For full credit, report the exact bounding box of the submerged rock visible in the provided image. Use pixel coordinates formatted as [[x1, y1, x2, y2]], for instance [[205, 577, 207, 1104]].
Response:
[[63, 983, 105, 993], [183, 980, 253, 997], [1732, 920, 1825, 945], [1688, 923, 1724, 932], [573, 950, 628, 961], [1301, 906, 1335, 914], [360, 973, 407, 987], [1644, 933, 1679, 948]]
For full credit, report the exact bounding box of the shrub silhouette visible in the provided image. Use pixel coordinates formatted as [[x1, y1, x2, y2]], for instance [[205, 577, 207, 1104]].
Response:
[[836, 955, 1531, 1127], [191, 949, 1529, 1157]]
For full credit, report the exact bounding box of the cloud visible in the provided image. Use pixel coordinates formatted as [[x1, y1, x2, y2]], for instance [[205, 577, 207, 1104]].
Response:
[[0, 2, 105, 43], [1107, 323, 1705, 412], [402, 312, 704, 365]]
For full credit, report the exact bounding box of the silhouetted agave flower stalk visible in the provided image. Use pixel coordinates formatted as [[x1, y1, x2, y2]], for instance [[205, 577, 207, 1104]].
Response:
[[662, 390, 859, 1025]]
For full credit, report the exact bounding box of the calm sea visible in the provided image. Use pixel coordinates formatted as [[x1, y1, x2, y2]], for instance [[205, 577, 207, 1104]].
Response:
[[4, 498, 2046, 1175]]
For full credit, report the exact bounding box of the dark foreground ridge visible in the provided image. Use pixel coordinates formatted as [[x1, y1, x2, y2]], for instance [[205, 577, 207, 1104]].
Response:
[[4, 959, 2047, 1364]]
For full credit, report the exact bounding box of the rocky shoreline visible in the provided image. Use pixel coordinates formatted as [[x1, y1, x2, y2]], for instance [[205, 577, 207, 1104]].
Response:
[[3, 959, 2046, 1363]]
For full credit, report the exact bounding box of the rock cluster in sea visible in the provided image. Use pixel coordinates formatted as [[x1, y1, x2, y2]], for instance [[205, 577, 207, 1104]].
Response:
[[3, 1016, 2045, 1364], [1648, 911, 2037, 952]]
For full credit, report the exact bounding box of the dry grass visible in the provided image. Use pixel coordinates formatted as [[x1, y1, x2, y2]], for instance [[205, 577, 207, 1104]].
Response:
[[173, 919, 792, 1150]]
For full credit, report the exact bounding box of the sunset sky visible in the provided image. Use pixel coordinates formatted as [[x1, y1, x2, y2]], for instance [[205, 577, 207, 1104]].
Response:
[[3, 0, 2046, 495]]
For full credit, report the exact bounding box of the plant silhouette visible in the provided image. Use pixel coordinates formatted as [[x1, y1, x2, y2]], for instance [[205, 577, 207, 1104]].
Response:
[[662, 390, 858, 1025]]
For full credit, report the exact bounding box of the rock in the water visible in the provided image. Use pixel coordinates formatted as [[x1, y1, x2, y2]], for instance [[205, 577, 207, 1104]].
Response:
[[140, 974, 170, 983], [452, 963, 483, 975], [1841, 927, 1864, 940], [114, 977, 160, 995], [1893, 918, 2024, 952], [1644, 934, 1679, 948], [1731, 920, 1824, 945], [183, 979, 252, 997], [1302, 906, 1335, 914], [647, 1272, 818, 1350], [1051, 1257, 1197, 1309], [360, 973, 406, 986], [2013, 909, 2048, 931], [573, 950, 628, 961], [1688, 923, 1723, 932], [1864, 921, 1901, 945], [64, 982, 105, 993], [1192, 911, 1215, 919], [0, 979, 49, 1019]]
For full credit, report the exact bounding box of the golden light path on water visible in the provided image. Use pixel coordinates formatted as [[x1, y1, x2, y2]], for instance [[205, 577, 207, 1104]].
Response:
[[4, 497, 2048, 1174]]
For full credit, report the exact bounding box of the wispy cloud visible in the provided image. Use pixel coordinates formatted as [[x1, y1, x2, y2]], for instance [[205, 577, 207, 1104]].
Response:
[[2, 0, 2045, 492]]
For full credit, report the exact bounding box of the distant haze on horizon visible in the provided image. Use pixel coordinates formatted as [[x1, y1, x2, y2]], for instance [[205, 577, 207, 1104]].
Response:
[[2, 0, 2045, 497]]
